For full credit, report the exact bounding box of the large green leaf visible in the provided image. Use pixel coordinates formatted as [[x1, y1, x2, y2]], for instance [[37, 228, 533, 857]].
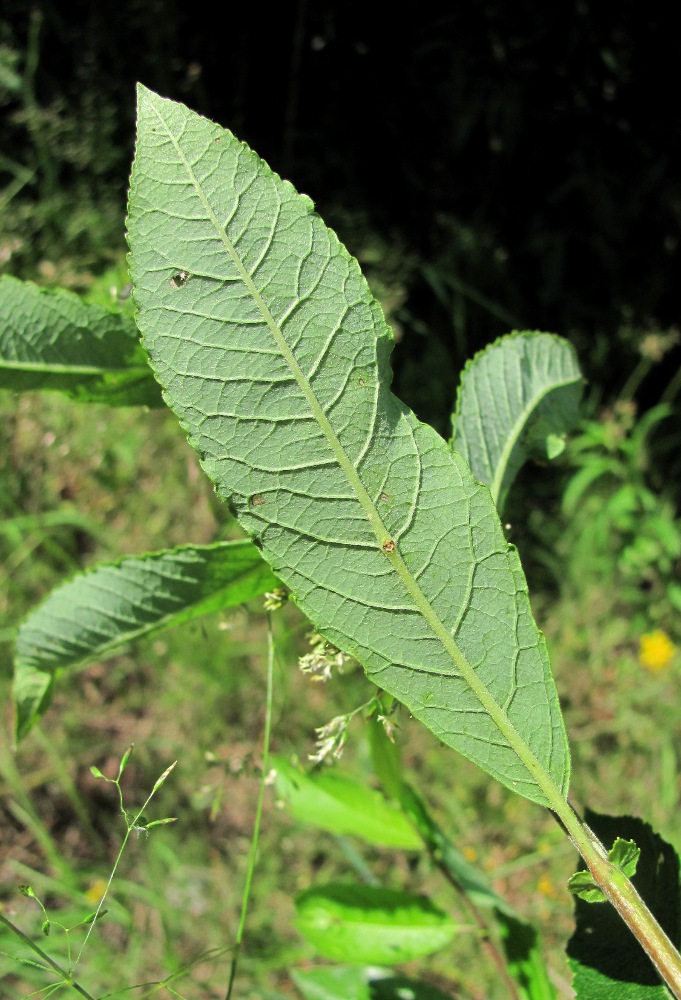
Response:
[[13, 540, 278, 739], [294, 884, 457, 964], [451, 332, 583, 511], [0, 276, 162, 406], [127, 86, 570, 807]]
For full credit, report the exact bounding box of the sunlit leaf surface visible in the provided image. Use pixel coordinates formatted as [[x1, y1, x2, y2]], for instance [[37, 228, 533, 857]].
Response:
[[126, 87, 570, 805]]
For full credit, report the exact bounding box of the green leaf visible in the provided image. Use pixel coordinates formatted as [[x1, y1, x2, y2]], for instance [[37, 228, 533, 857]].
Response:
[[294, 884, 456, 964], [127, 87, 570, 807], [0, 276, 163, 406], [291, 965, 454, 1000], [13, 540, 278, 739], [272, 757, 423, 850], [366, 710, 406, 803], [567, 811, 681, 999], [567, 871, 607, 904], [609, 838, 641, 878], [451, 331, 583, 511]]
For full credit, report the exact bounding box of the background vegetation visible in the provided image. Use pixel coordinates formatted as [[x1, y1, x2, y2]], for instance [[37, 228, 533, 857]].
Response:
[[1, 3, 679, 997]]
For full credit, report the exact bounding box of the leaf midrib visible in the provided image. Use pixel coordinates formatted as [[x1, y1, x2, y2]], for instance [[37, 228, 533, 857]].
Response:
[[146, 92, 565, 805]]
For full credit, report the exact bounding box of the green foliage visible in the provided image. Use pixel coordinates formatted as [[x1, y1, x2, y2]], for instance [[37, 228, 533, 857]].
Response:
[[0, 747, 178, 997], [13, 540, 278, 739], [0, 276, 161, 406], [568, 838, 641, 904], [294, 883, 457, 965], [451, 331, 583, 512], [272, 756, 422, 850], [291, 965, 455, 1000], [534, 399, 681, 632], [3, 85, 681, 1000]]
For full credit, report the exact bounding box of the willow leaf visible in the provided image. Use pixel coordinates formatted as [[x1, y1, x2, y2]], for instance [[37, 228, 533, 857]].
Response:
[[127, 86, 570, 806], [0, 276, 162, 406], [451, 331, 583, 512], [14, 540, 278, 739]]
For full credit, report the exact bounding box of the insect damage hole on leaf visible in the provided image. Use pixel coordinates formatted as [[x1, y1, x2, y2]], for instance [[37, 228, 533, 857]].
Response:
[[169, 270, 190, 289]]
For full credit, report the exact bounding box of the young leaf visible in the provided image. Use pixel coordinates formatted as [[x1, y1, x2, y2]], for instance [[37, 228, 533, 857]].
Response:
[[609, 838, 641, 878], [451, 332, 583, 511], [272, 756, 423, 850], [13, 540, 278, 739], [127, 87, 570, 807], [294, 884, 456, 964], [567, 811, 681, 998], [0, 276, 163, 406], [568, 837, 642, 903]]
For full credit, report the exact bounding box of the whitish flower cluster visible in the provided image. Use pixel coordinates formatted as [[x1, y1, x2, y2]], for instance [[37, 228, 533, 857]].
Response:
[[309, 715, 349, 763], [298, 635, 346, 682]]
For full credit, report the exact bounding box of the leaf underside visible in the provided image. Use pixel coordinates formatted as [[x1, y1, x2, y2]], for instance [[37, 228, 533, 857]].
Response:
[[451, 331, 583, 511], [0, 276, 162, 406], [127, 86, 570, 805]]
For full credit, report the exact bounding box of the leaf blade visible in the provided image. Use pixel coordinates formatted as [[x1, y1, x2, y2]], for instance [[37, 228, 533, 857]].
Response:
[[272, 757, 423, 850], [13, 540, 278, 739], [294, 884, 457, 965], [127, 86, 570, 806], [451, 331, 584, 511], [0, 276, 162, 407]]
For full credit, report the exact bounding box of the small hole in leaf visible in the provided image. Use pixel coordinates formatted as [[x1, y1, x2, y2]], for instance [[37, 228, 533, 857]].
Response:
[[169, 270, 190, 289], [251, 494, 266, 507]]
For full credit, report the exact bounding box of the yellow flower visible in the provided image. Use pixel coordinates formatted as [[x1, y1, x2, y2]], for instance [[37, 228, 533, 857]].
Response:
[[638, 630, 677, 672], [537, 873, 559, 898], [84, 878, 108, 906]]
